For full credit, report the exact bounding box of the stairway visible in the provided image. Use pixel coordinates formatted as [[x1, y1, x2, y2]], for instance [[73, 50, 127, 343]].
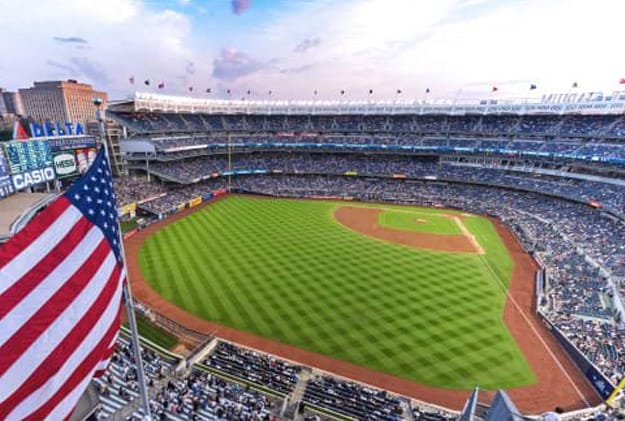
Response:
[[281, 367, 314, 419]]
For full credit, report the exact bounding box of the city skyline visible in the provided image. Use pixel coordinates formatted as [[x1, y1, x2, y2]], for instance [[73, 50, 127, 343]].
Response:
[[1, 0, 625, 100]]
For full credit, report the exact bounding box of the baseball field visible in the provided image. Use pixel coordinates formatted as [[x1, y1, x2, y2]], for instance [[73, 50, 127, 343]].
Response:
[[138, 195, 536, 390]]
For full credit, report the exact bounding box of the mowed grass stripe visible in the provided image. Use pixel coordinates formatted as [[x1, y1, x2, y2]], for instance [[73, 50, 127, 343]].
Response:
[[139, 196, 535, 389]]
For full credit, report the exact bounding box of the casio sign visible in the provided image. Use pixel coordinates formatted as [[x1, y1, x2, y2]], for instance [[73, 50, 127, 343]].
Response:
[[54, 153, 77, 176], [12, 167, 56, 190]]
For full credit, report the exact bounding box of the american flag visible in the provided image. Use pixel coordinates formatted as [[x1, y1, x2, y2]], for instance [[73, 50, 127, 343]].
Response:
[[0, 149, 125, 419]]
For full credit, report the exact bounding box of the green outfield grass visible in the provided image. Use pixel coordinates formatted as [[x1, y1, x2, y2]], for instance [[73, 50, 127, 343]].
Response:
[[139, 195, 535, 389], [127, 316, 179, 350]]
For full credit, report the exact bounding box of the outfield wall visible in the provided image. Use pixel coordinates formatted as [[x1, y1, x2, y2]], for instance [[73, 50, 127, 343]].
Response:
[[539, 312, 615, 400]]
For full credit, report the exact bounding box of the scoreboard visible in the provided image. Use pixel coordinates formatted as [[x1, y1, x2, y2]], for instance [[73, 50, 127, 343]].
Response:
[[3, 140, 53, 174]]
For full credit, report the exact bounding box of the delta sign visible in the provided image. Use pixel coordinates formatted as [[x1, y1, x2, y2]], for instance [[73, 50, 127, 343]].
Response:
[[13, 120, 86, 140]]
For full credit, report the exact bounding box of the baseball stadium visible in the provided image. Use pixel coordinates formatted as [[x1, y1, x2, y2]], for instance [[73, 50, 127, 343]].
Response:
[[3, 90, 625, 420]]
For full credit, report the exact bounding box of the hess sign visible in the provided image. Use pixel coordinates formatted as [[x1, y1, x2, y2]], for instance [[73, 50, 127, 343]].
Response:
[[53, 152, 78, 178]]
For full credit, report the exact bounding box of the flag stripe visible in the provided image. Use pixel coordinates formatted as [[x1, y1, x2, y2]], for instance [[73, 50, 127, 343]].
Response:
[[0, 225, 104, 349], [18, 305, 122, 421], [93, 336, 119, 378], [0, 216, 93, 320], [0, 256, 119, 406], [3, 269, 123, 419], [0, 237, 111, 374], [49, 330, 119, 421], [0, 199, 80, 294]]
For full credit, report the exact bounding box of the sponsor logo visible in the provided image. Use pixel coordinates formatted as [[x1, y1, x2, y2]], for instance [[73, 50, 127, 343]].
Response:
[[26, 121, 85, 138], [53, 153, 77, 176], [12, 167, 55, 190]]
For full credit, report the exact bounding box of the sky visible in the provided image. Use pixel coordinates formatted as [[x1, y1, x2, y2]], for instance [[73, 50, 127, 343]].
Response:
[[1, 0, 625, 101]]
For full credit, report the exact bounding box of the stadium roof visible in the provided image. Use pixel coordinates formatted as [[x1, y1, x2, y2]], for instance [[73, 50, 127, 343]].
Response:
[[107, 91, 625, 116], [0, 193, 59, 242]]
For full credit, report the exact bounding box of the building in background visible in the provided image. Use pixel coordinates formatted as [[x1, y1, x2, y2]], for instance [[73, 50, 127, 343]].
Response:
[[18, 80, 107, 124], [0, 90, 7, 115], [0, 89, 24, 116]]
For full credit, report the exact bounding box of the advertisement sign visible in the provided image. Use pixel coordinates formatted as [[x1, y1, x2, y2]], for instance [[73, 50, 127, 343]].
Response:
[[75, 148, 97, 174], [12, 167, 56, 190], [118, 203, 137, 218], [189, 197, 202, 208], [53, 152, 78, 178], [26, 121, 85, 138], [540, 313, 614, 399], [49, 136, 97, 152], [0, 177, 15, 198]]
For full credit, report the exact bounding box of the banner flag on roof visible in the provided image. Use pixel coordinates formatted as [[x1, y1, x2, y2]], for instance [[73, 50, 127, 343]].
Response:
[[0, 149, 125, 419]]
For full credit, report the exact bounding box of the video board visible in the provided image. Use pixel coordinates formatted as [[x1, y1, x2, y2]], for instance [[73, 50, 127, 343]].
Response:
[[3, 140, 53, 174]]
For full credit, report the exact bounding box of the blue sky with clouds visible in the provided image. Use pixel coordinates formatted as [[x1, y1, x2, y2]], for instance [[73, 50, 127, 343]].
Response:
[[1, 0, 625, 101]]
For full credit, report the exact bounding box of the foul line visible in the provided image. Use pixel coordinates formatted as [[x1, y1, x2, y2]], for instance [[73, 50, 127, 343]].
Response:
[[478, 253, 591, 407]]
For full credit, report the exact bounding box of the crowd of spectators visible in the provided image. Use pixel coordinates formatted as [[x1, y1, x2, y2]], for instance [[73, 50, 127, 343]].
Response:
[[94, 335, 173, 419], [203, 342, 301, 395], [303, 375, 405, 420], [126, 132, 625, 165], [149, 371, 277, 421], [114, 175, 168, 206], [110, 111, 625, 141], [140, 153, 625, 215], [137, 179, 228, 215]]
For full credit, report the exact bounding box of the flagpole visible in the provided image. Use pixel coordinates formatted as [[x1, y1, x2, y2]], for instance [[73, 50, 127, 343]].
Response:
[[94, 99, 153, 420]]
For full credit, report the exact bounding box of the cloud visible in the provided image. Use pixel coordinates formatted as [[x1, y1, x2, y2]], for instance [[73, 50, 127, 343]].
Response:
[[0, 0, 197, 97], [45, 57, 110, 86], [294, 37, 320, 53], [5, 0, 625, 100], [53, 36, 88, 44], [280, 64, 315, 74], [212, 48, 265, 80], [70, 57, 110, 86], [231, 0, 251, 15], [46, 60, 76, 73]]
